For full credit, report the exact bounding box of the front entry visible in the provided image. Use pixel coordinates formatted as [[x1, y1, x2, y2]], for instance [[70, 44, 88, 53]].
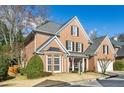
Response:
[[69, 58, 82, 73]]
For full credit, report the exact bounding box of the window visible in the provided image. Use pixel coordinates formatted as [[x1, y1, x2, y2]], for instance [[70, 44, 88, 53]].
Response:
[[54, 55, 60, 71], [76, 42, 82, 52], [103, 45, 109, 55], [47, 55, 52, 71], [66, 40, 72, 51], [71, 26, 79, 36]]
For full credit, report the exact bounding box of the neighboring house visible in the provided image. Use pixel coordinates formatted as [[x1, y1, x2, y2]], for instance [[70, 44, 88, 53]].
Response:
[[111, 38, 124, 60], [24, 16, 116, 73]]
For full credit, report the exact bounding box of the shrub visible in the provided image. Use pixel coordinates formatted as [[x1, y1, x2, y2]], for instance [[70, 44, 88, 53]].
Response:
[[26, 55, 44, 79], [0, 55, 10, 81], [113, 60, 124, 71], [18, 67, 26, 75]]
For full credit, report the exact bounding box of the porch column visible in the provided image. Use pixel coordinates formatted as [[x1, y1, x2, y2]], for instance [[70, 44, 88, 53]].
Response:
[[52, 55, 54, 74], [86, 58, 89, 71], [82, 58, 85, 72], [72, 57, 74, 71], [67, 58, 70, 73]]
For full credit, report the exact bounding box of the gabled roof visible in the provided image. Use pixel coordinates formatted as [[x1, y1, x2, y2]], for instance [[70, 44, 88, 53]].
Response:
[[110, 39, 121, 48], [55, 16, 92, 43], [84, 36, 106, 55], [33, 16, 92, 43], [117, 45, 124, 57], [36, 36, 70, 55], [34, 21, 62, 34]]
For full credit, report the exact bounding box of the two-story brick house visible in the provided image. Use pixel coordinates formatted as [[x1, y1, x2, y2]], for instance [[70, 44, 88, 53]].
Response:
[[24, 16, 116, 73]]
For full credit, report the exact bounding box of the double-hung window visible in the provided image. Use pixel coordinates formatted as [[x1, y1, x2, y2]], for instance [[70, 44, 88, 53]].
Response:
[[54, 55, 60, 71], [103, 45, 109, 55], [71, 26, 79, 36], [76, 42, 82, 52], [66, 40, 72, 51], [47, 55, 52, 71]]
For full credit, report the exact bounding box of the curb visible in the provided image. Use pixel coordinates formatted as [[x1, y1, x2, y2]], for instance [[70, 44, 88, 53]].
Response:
[[96, 74, 119, 80]]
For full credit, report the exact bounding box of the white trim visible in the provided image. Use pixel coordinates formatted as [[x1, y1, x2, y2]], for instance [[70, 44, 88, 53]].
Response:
[[55, 37, 70, 54], [55, 16, 92, 43], [36, 36, 70, 55], [46, 55, 62, 73], [66, 40, 73, 51], [94, 36, 116, 55], [53, 55, 61, 73], [37, 36, 56, 53], [46, 55, 52, 72], [86, 58, 89, 71]]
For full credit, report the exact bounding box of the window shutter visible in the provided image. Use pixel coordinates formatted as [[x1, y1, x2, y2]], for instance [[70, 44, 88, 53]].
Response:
[[76, 42, 78, 51], [82, 43, 83, 52], [73, 42, 74, 51], [71, 26, 73, 35], [103, 45, 105, 54], [66, 40, 68, 50], [107, 45, 109, 54], [77, 27, 79, 36]]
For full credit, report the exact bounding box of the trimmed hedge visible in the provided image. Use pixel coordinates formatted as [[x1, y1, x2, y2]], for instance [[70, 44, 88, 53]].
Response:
[[26, 55, 44, 79], [113, 60, 124, 71]]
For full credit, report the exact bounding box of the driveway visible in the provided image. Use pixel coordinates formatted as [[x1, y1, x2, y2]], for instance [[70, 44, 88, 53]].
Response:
[[65, 71, 124, 87], [0, 72, 102, 87]]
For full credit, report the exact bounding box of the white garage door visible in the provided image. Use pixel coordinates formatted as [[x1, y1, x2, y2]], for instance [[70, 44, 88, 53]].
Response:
[[97, 61, 113, 73]]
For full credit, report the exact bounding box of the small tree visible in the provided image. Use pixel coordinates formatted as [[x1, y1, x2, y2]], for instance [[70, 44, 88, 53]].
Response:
[[0, 55, 10, 80], [98, 58, 112, 74], [26, 55, 44, 79]]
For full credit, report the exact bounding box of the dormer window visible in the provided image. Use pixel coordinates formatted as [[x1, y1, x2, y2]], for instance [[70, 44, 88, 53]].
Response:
[[71, 26, 79, 36]]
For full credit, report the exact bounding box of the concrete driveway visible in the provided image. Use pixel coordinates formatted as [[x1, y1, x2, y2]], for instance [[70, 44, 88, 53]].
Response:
[[0, 72, 102, 87], [66, 71, 124, 87]]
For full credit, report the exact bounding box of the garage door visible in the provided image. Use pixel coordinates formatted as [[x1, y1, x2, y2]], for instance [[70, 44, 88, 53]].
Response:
[[97, 61, 113, 73]]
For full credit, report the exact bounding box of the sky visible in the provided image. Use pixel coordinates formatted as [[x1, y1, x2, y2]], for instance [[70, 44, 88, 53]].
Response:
[[47, 5, 124, 37]]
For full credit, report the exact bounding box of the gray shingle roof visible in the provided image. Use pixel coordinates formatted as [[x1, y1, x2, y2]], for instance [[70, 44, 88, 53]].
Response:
[[117, 45, 124, 57], [35, 21, 62, 34], [84, 36, 106, 55], [110, 39, 121, 48]]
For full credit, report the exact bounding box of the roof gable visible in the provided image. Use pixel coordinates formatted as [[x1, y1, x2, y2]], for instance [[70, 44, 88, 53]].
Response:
[[36, 36, 70, 55], [85, 36, 106, 55], [55, 16, 92, 43], [85, 36, 116, 55]]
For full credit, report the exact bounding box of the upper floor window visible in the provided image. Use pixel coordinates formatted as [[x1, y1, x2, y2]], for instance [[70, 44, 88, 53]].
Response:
[[66, 40, 73, 51], [103, 45, 109, 55], [71, 26, 79, 36], [76, 42, 82, 52]]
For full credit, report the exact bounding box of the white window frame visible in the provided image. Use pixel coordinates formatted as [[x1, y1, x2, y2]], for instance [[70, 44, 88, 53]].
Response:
[[46, 55, 52, 72], [77, 42, 82, 52], [72, 26, 78, 36], [103, 45, 109, 55], [46, 55, 61, 73], [54, 55, 61, 73], [67, 41, 73, 51]]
